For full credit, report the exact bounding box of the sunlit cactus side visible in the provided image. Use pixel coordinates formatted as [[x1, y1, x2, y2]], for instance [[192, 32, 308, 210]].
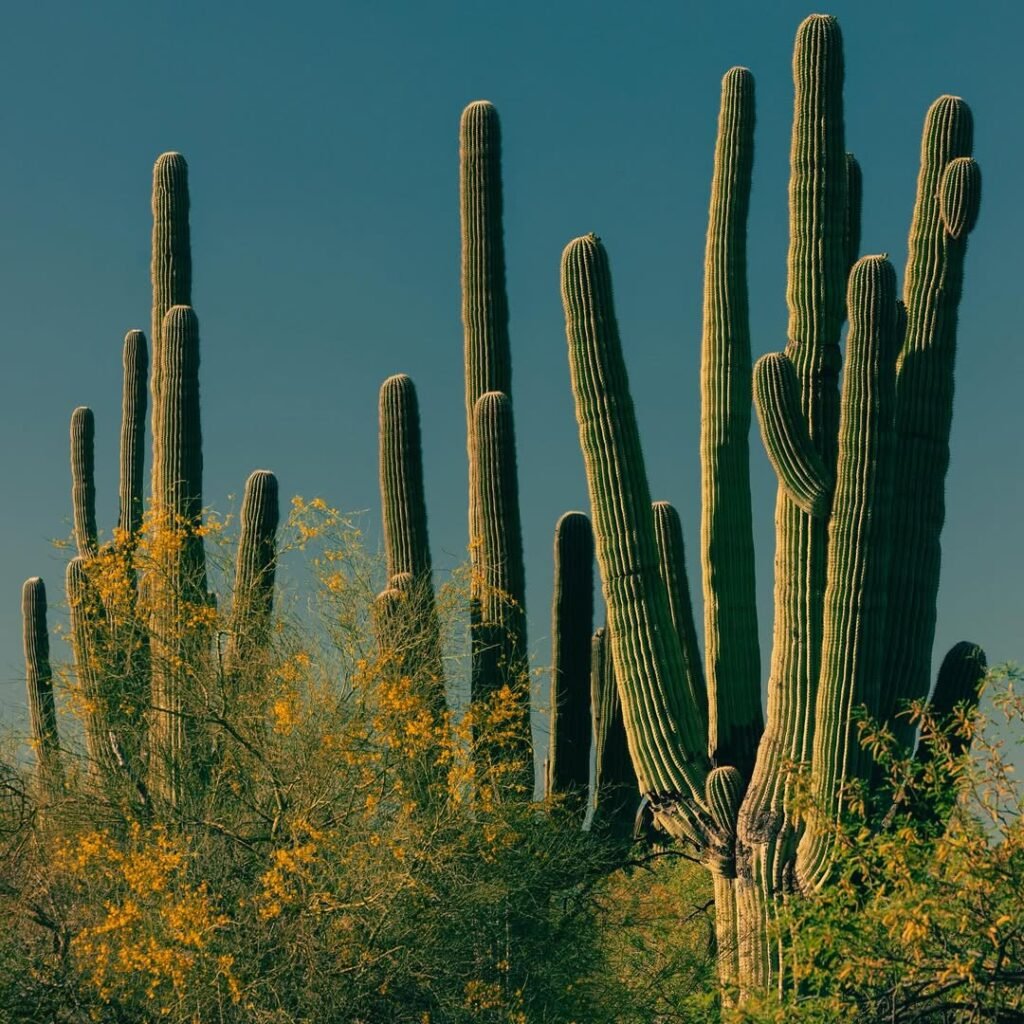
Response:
[[589, 626, 639, 840], [378, 374, 444, 697], [651, 501, 707, 733], [882, 98, 980, 751], [148, 304, 207, 806], [546, 511, 594, 807], [22, 577, 62, 794], [228, 470, 279, 667], [470, 391, 531, 790], [699, 65, 762, 780], [797, 254, 899, 890], [150, 153, 191, 446], [561, 234, 709, 811], [70, 406, 98, 559], [460, 100, 512, 563], [118, 329, 148, 540]]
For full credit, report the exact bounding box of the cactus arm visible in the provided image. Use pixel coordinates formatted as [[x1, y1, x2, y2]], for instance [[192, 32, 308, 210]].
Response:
[[882, 99, 978, 750], [23, 577, 62, 792], [546, 511, 594, 804], [150, 153, 191, 446], [70, 406, 98, 559], [118, 330, 148, 540], [461, 101, 512, 562], [561, 233, 709, 804], [844, 153, 862, 273], [922, 640, 987, 762], [470, 391, 531, 789], [651, 501, 708, 736], [752, 352, 833, 517], [699, 65, 762, 780], [228, 470, 279, 666], [797, 255, 899, 891]]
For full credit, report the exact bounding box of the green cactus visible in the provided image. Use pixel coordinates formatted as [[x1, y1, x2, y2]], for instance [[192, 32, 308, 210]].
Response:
[[546, 511, 594, 806], [699, 65, 762, 780], [844, 153, 862, 273], [70, 406, 98, 559], [119, 330, 148, 540], [149, 303, 207, 806], [797, 254, 899, 890], [882, 98, 979, 752], [378, 373, 445, 697], [589, 626, 639, 839], [923, 640, 987, 762], [470, 390, 531, 789], [150, 153, 191, 447], [228, 470, 279, 666], [22, 577, 62, 794]]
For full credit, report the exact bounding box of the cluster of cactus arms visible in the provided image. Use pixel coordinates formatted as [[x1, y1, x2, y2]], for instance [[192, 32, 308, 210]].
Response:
[[18, 10, 990, 1008], [560, 13, 984, 998], [22, 153, 281, 812]]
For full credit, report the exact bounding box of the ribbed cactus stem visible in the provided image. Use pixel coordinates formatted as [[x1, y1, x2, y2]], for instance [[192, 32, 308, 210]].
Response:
[[561, 234, 708, 804], [589, 626, 639, 838], [651, 501, 708, 734], [753, 352, 833, 517], [118, 330, 148, 539], [149, 304, 206, 806], [229, 470, 279, 664], [883, 97, 979, 750], [373, 583, 406, 658], [922, 640, 987, 761], [151, 153, 191, 445], [70, 406, 98, 559], [23, 577, 61, 791], [470, 391, 531, 787], [700, 65, 762, 780], [546, 511, 594, 803], [845, 153, 862, 273], [461, 100, 512, 565], [797, 255, 899, 891]]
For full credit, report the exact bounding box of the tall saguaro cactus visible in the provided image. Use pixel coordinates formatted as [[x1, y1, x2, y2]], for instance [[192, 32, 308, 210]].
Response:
[[70, 406, 98, 559], [699, 66, 762, 779]]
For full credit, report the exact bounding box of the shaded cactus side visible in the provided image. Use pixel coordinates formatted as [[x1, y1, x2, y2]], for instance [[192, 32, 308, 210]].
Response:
[[70, 406, 98, 559], [546, 511, 594, 806], [118, 330, 148, 540]]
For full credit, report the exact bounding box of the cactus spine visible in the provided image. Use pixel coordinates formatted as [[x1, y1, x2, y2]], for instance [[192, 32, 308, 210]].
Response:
[[23, 577, 62, 793], [546, 511, 594, 805], [70, 406, 98, 559], [699, 65, 762, 779]]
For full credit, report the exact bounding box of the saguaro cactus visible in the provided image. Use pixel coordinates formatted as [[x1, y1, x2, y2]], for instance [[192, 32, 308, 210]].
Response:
[[70, 406, 98, 559], [119, 330, 148, 539], [22, 578, 62, 793], [546, 511, 594, 805]]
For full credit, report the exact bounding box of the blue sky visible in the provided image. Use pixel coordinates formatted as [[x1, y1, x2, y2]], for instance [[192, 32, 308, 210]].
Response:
[[1, 1, 1021, 744]]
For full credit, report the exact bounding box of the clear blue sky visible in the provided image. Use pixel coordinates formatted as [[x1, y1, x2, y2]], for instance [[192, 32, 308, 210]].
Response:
[[2, 1, 1021, 744]]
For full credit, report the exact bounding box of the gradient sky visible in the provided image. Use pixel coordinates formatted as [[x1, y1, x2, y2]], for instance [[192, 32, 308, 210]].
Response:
[[1, 1, 1021, 751]]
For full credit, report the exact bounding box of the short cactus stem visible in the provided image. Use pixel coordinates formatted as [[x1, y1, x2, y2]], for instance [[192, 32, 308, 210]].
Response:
[[118, 330, 148, 540], [70, 406, 98, 559], [844, 152, 862, 273], [23, 577, 62, 794], [228, 470, 279, 667], [923, 640, 987, 762], [546, 511, 594, 806]]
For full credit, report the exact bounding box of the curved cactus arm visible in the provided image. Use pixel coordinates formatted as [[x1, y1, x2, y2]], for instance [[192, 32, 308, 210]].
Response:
[[844, 153, 862, 273], [70, 407, 98, 559], [651, 501, 708, 737], [561, 233, 709, 806], [699, 66, 762, 780], [151, 153, 191, 444], [228, 470, 279, 666], [753, 352, 833, 517], [546, 511, 594, 805], [23, 578, 62, 793], [589, 626, 640, 838], [921, 640, 987, 762], [118, 330, 148, 540], [882, 98, 979, 750], [461, 100, 512, 565], [797, 255, 899, 892], [470, 391, 531, 789]]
